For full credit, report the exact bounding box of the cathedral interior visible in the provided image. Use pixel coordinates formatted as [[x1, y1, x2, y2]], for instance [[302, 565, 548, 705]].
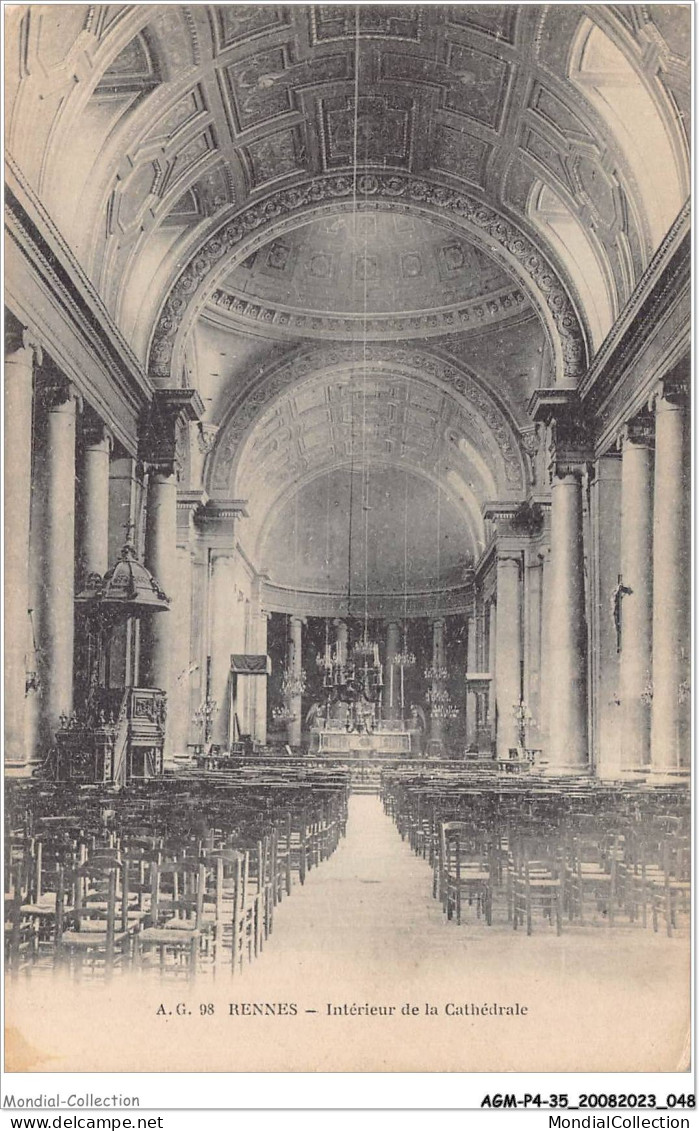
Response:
[[3, 4, 692, 1069]]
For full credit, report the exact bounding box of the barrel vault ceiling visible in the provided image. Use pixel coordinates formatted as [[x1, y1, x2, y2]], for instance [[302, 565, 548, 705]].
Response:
[[6, 4, 690, 589]]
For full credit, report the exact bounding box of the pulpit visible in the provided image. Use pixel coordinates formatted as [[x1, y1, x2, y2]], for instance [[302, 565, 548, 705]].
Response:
[[51, 542, 170, 787]]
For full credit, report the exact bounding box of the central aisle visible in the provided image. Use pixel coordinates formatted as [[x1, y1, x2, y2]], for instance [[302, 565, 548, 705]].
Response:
[[6, 794, 688, 1073]]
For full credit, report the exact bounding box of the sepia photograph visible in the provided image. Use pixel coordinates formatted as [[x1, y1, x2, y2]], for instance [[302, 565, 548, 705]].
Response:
[[3, 0, 692, 1082]]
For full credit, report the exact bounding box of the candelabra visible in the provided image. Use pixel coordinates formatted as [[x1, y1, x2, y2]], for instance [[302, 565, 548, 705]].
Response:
[[193, 697, 218, 744], [513, 700, 534, 748], [424, 664, 449, 682]]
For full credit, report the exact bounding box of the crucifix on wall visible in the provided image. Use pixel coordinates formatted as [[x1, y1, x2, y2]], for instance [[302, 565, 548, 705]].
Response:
[[611, 574, 633, 654]]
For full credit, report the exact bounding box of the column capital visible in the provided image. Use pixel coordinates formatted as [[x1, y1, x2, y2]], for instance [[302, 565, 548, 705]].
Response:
[[139, 388, 205, 474], [496, 553, 522, 569], [617, 411, 654, 452], [529, 388, 593, 483], [196, 422, 219, 455], [82, 412, 114, 452], [5, 325, 43, 367], [36, 373, 81, 413], [649, 374, 689, 412]]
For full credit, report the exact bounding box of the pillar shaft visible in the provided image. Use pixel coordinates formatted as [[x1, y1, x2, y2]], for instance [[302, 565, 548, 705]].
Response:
[[209, 552, 235, 747], [79, 426, 111, 580], [465, 611, 478, 745], [547, 471, 589, 772], [619, 426, 653, 772], [40, 388, 78, 746], [495, 556, 522, 759], [4, 341, 39, 768], [255, 610, 269, 746], [429, 618, 446, 748], [335, 619, 348, 666], [650, 386, 688, 775], [385, 620, 400, 713], [141, 471, 178, 758], [287, 616, 303, 747]]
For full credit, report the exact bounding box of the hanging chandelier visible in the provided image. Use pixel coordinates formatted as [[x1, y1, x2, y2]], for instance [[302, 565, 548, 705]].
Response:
[[281, 666, 307, 699], [424, 663, 449, 683], [272, 701, 298, 724]]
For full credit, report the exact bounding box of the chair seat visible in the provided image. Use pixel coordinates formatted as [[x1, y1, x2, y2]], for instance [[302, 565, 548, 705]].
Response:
[[20, 901, 66, 917], [61, 930, 129, 947], [138, 926, 200, 944]]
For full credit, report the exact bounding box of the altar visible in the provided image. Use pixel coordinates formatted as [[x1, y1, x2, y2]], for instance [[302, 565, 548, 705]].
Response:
[[309, 721, 416, 757]]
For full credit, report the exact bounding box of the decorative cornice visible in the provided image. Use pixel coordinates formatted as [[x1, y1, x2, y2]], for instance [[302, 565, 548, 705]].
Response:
[[206, 281, 531, 342], [200, 498, 249, 522], [5, 156, 152, 438], [580, 199, 690, 425], [148, 172, 587, 383], [260, 578, 474, 620], [177, 488, 209, 512]]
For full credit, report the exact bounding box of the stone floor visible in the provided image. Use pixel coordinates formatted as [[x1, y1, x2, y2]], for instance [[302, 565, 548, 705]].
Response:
[[5, 795, 690, 1073]]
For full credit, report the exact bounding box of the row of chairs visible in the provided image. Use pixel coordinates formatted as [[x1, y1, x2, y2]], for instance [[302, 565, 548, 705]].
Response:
[[5, 771, 349, 979], [383, 771, 689, 938]]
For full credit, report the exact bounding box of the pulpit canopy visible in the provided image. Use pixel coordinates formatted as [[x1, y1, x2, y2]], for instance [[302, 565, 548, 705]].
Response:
[[76, 543, 170, 619]]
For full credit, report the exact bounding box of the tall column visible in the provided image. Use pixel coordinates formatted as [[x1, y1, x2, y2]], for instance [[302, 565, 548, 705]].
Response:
[[385, 620, 400, 714], [107, 456, 140, 688], [495, 555, 522, 759], [335, 619, 348, 665], [287, 616, 304, 747], [141, 469, 177, 689], [650, 379, 689, 779], [255, 608, 269, 746], [171, 493, 204, 759], [429, 617, 446, 750], [4, 330, 41, 770], [138, 389, 204, 758], [525, 553, 543, 754], [531, 391, 591, 774], [465, 607, 478, 745], [547, 468, 589, 772], [618, 418, 654, 775], [486, 601, 496, 735], [589, 455, 622, 778], [209, 550, 235, 748], [538, 550, 551, 755], [79, 419, 112, 580], [39, 380, 79, 747]]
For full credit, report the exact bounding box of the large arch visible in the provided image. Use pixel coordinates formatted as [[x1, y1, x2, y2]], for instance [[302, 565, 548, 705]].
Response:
[[206, 343, 530, 508], [148, 175, 589, 387]]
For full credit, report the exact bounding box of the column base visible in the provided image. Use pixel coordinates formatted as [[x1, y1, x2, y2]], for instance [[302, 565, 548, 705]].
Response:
[[541, 762, 592, 778], [4, 761, 38, 778], [603, 765, 651, 782], [647, 768, 690, 787]]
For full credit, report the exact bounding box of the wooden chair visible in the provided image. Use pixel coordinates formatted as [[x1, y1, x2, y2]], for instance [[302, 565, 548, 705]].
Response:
[[511, 843, 564, 936], [651, 837, 691, 937], [135, 859, 207, 979], [442, 822, 493, 926], [566, 833, 623, 925], [57, 861, 134, 978]]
